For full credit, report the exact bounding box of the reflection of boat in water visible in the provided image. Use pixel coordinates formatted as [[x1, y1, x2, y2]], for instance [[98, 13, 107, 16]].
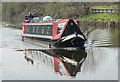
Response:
[[22, 17, 86, 48], [23, 48, 87, 77]]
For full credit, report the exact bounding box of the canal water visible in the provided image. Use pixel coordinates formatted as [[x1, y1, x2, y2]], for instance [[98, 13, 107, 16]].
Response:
[[0, 23, 118, 80]]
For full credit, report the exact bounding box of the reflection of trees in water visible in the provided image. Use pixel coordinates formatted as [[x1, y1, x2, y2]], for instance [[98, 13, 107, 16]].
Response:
[[81, 27, 118, 72], [86, 28, 118, 47], [82, 47, 96, 72], [82, 47, 107, 72], [80, 26, 95, 40], [109, 28, 119, 47]]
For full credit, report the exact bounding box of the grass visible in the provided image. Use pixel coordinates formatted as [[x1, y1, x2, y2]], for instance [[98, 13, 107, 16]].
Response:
[[91, 5, 118, 9], [77, 13, 119, 22]]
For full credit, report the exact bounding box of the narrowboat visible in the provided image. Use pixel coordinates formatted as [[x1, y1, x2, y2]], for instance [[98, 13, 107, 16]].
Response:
[[22, 16, 86, 48]]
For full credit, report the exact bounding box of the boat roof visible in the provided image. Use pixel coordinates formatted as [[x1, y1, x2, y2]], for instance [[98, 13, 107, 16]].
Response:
[[24, 17, 78, 23]]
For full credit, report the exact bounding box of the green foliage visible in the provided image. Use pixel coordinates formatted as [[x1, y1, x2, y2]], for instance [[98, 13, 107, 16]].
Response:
[[2, 2, 27, 22], [91, 5, 118, 9], [2, 2, 92, 22], [2, 2, 119, 24], [77, 13, 118, 22]]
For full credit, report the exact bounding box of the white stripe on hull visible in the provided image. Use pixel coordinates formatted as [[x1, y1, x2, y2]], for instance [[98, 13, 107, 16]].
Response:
[[22, 33, 52, 39]]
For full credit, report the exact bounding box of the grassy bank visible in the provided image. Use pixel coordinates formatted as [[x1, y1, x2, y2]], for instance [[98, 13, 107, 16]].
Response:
[[90, 5, 118, 9], [78, 4, 119, 22], [77, 13, 119, 22]]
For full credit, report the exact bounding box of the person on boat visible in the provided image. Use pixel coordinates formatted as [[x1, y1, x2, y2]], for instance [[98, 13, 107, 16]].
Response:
[[27, 12, 34, 20], [25, 16, 28, 20]]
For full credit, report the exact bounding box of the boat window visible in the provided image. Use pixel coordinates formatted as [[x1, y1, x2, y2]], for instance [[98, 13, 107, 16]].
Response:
[[57, 22, 66, 35]]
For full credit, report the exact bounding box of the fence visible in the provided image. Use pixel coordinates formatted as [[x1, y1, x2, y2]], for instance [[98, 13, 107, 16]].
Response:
[[92, 9, 117, 13]]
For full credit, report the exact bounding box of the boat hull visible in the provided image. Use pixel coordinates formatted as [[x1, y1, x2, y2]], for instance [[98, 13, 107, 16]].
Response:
[[53, 34, 85, 48]]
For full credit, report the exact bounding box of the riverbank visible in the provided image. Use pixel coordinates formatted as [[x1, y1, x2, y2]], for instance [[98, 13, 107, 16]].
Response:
[[77, 13, 119, 22], [78, 21, 119, 28], [77, 12, 119, 28], [2, 22, 22, 29]]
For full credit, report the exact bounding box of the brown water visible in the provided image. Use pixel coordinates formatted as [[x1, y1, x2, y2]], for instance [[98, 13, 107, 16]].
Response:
[[0, 24, 118, 80]]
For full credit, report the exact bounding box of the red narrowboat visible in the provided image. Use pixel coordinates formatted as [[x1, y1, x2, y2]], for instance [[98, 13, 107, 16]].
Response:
[[22, 17, 86, 47]]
